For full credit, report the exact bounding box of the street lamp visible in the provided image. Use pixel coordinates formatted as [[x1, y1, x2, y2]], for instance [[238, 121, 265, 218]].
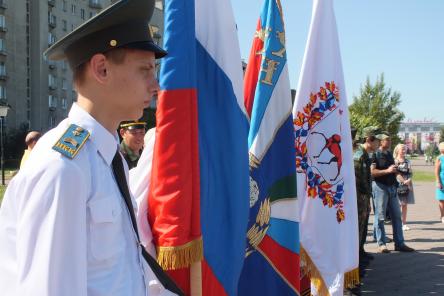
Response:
[[0, 104, 9, 185]]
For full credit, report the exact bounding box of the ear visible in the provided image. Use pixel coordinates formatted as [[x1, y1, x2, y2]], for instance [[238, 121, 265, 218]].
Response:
[[119, 128, 126, 138], [89, 53, 108, 84]]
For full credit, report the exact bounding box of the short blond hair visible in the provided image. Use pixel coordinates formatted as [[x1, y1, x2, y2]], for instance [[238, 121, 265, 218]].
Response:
[[438, 142, 444, 153], [393, 143, 406, 159]]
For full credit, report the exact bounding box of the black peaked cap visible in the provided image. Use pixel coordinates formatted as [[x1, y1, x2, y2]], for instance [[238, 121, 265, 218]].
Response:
[[44, 0, 167, 69]]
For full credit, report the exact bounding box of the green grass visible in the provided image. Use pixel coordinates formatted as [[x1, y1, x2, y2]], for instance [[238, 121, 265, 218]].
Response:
[[413, 171, 436, 183], [0, 185, 6, 204]]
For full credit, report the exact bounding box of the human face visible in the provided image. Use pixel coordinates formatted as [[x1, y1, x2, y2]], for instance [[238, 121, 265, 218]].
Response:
[[380, 138, 391, 149], [370, 138, 380, 152], [107, 50, 159, 121], [399, 145, 406, 157], [121, 128, 145, 153]]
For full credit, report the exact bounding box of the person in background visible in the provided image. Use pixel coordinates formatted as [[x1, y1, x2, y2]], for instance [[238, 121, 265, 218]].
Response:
[[119, 121, 146, 169], [434, 142, 444, 223], [393, 143, 415, 230], [20, 131, 42, 168], [353, 127, 381, 271], [371, 133, 414, 253]]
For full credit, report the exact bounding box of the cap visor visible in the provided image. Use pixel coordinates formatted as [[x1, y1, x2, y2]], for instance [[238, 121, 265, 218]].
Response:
[[125, 41, 167, 58]]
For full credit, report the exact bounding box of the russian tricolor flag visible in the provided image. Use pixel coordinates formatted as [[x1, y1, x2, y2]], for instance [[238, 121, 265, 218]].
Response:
[[147, 0, 250, 295]]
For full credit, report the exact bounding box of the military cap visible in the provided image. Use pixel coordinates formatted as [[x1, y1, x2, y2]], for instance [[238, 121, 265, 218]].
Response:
[[377, 131, 390, 140], [120, 121, 147, 130], [44, 0, 167, 69], [361, 126, 382, 139]]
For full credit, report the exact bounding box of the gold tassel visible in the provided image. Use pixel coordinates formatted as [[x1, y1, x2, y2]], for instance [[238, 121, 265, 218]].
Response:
[[344, 267, 360, 289], [300, 247, 330, 296], [156, 237, 203, 270]]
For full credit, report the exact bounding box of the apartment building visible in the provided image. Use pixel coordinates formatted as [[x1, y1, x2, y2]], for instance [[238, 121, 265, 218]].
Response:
[[0, 0, 164, 132]]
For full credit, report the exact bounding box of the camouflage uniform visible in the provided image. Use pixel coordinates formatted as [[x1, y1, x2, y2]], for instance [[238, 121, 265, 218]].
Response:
[[353, 144, 372, 254]]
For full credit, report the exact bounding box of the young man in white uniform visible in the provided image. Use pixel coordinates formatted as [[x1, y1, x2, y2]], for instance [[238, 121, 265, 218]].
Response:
[[0, 0, 182, 295]]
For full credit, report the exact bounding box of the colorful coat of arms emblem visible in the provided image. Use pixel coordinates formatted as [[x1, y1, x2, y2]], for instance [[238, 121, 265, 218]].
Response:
[[294, 81, 346, 223]]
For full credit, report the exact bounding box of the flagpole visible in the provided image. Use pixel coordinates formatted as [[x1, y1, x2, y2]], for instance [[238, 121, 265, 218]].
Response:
[[190, 262, 202, 296]]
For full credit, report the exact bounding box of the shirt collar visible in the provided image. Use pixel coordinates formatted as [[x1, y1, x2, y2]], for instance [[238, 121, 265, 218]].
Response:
[[68, 103, 117, 166]]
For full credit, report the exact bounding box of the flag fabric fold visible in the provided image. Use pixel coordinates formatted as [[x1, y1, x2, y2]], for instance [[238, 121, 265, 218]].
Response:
[[292, 0, 359, 295], [146, 0, 250, 295], [238, 0, 300, 295]]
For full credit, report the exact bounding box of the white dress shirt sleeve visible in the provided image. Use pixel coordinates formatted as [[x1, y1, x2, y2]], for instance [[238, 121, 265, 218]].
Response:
[[129, 127, 156, 257], [15, 160, 89, 296]]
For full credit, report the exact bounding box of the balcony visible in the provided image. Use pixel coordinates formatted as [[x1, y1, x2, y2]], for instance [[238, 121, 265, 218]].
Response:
[[0, 0, 7, 9], [48, 0, 55, 7], [89, 0, 102, 9], [0, 74, 7, 81]]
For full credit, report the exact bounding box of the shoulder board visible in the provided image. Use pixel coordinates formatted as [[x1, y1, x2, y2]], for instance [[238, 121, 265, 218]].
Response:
[[353, 149, 363, 160], [52, 124, 90, 159]]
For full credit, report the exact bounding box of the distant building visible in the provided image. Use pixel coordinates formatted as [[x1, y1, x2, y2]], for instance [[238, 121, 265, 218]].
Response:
[[1, 0, 164, 133], [398, 120, 443, 152]]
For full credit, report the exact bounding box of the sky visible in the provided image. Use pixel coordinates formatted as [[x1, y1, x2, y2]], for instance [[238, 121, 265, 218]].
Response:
[[232, 0, 444, 122]]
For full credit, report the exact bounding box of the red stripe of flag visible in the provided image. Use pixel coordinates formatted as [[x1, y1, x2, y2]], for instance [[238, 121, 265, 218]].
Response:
[[148, 88, 201, 252], [244, 18, 264, 118], [258, 235, 300, 292]]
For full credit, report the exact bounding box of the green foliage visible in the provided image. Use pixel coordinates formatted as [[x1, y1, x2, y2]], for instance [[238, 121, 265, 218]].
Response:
[[2, 122, 29, 168], [439, 126, 444, 144], [349, 74, 405, 146], [0, 185, 5, 204]]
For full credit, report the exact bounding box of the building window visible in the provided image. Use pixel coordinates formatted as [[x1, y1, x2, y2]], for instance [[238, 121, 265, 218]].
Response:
[[0, 15, 5, 30], [81, 9, 85, 20], [71, 4, 76, 15], [49, 95, 57, 108], [48, 74, 57, 89], [89, 11, 96, 19], [49, 115, 56, 128], [48, 12, 56, 27], [0, 62, 5, 76], [0, 85, 6, 99], [62, 20, 67, 31], [62, 78, 67, 90], [62, 0, 67, 12], [61, 60, 67, 71], [0, 38, 4, 51], [48, 32, 56, 46], [61, 98, 67, 110]]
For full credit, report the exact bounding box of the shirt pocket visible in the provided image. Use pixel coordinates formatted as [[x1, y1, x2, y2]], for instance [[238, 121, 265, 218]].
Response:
[[88, 197, 124, 261]]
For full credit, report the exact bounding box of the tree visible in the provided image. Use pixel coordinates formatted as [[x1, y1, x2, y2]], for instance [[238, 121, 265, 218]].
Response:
[[349, 74, 405, 145], [439, 126, 444, 144]]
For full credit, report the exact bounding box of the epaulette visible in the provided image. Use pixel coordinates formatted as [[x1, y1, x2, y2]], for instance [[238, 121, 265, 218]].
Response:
[[353, 149, 364, 161], [52, 124, 90, 159]]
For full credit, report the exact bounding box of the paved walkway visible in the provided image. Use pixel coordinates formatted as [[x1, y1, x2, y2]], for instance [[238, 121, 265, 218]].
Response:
[[360, 158, 444, 295]]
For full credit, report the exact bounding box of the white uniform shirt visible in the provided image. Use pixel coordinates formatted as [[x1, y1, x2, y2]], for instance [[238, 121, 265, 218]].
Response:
[[0, 104, 172, 296]]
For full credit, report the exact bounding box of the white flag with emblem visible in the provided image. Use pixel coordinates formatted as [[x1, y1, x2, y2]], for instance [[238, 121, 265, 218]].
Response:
[[292, 0, 358, 295]]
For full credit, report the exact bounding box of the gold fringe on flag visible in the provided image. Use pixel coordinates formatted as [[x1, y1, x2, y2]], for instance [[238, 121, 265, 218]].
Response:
[[300, 247, 330, 296], [344, 267, 360, 289], [156, 237, 203, 270]]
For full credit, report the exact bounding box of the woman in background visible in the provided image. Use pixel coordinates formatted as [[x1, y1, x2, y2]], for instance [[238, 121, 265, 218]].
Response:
[[393, 144, 415, 230], [434, 142, 444, 223]]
